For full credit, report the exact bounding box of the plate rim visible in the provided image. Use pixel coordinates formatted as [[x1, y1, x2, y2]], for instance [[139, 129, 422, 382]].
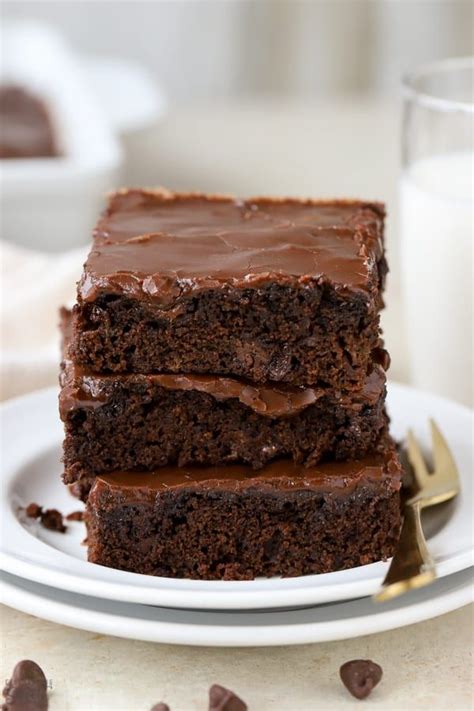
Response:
[[1, 568, 473, 646], [1, 383, 473, 611]]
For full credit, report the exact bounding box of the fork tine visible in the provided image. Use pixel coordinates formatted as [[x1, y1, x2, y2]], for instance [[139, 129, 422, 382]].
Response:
[[430, 419, 461, 488], [407, 429, 430, 485]]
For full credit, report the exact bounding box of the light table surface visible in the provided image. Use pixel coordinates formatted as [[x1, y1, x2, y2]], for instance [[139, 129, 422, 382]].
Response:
[[1, 604, 472, 710]]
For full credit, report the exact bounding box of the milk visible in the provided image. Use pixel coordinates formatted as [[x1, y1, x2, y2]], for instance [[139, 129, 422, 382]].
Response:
[[400, 151, 473, 407]]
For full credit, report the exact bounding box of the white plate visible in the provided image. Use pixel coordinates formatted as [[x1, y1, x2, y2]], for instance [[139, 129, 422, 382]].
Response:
[[1, 384, 473, 610], [1, 568, 472, 646]]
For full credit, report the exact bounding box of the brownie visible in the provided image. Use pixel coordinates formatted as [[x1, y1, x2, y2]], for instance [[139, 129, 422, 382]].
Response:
[[0, 85, 58, 158], [61, 359, 388, 498], [85, 438, 402, 580], [60, 306, 388, 496], [70, 189, 389, 388]]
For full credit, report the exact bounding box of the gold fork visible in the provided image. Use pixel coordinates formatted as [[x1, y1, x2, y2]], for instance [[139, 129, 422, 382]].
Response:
[[375, 419, 460, 602]]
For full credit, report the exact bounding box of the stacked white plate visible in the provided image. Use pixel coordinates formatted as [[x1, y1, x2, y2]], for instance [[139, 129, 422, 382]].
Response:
[[1, 384, 473, 646]]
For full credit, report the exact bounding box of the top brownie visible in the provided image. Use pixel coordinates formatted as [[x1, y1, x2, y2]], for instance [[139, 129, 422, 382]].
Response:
[[71, 189, 388, 386]]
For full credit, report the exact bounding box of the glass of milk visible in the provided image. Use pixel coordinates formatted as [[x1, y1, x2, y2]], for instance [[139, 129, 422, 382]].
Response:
[[400, 57, 473, 407]]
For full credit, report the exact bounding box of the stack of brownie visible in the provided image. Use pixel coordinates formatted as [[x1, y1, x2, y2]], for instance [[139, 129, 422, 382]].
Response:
[[60, 188, 402, 580]]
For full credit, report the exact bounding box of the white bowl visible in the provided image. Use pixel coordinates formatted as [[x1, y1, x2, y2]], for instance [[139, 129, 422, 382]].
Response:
[[0, 22, 122, 251]]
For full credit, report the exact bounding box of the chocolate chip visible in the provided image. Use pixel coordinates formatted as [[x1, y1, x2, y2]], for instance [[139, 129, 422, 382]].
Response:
[[40, 509, 66, 533], [150, 704, 170, 711], [373, 347, 391, 371], [2, 660, 48, 711], [66, 510, 84, 522], [2, 679, 48, 711], [4, 660, 47, 693], [209, 684, 247, 711], [339, 659, 383, 699], [25, 503, 42, 519]]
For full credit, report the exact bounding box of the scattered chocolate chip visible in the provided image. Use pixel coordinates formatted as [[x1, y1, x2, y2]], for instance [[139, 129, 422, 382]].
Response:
[[25, 503, 42, 519], [40, 509, 66, 533], [150, 704, 170, 711], [2, 660, 48, 710], [339, 659, 383, 700], [66, 510, 84, 522], [209, 684, 247, 711], [3, 660, 47, 694], [2, 679, 48, 711]]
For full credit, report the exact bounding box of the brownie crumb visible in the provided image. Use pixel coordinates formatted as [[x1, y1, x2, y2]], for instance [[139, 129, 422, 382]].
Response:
[[209, 684, 247, 711], [25, 503, 42, 519], [150, 704, 170, 711], [66, 510, 84, 522], [340, 659, 383, 699], [24, 504, 67, 532], [40, 509, 66, 533], [2, 659, 48, 710]]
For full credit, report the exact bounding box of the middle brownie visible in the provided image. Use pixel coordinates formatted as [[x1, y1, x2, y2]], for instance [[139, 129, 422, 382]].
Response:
[[60, 354, 387, 498]]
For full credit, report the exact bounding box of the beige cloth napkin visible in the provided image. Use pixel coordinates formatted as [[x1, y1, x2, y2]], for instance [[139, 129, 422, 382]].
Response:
[[1, 241, 88, 401]]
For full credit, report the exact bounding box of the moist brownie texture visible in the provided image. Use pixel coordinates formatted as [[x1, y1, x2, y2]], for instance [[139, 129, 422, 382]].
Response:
[[85, 438, 402, 580], [0, 85, 58, 158], [60, 310, 388, 496], [61, 362, 388, 497], [70, 189, 389, 388]]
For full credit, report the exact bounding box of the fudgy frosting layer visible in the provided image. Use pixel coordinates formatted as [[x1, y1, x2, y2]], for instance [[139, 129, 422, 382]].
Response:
[[60, 305, 385, 419], [59, 358, 386, 419], [94, 442, 402, 499], [79, 189, 385, 306]]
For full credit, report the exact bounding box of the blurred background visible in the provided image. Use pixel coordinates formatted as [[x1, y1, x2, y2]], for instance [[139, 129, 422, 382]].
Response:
[[3, 0, 473, 101], [1, 0, 473, 401]]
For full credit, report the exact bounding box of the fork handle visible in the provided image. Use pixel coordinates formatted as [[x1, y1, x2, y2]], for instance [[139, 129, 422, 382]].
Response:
[[375, 499, 436, 602]]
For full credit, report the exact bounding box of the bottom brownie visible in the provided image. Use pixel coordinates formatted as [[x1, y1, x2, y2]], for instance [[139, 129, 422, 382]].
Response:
[[86, 440, 402, 580]]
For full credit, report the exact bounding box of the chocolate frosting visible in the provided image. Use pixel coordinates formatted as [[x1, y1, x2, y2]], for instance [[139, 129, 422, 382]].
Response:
[[79, 189, 385, 306], [59, 359, 385, 419], [94, 444, 402, 499], [59, 302, 386, 418]]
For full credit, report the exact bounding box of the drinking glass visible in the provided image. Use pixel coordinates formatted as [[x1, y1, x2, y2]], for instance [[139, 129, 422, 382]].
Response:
[[400, 57, 474, 406]]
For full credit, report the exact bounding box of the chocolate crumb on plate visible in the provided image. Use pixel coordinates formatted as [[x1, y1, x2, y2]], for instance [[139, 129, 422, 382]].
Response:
[[150, 704, 170, 711], [25, 503, 42, 519], [40, 509, 66, 533], [340, 659, 383, 699], [2, 659, 48, 711], [23, 504, 67, 532], [209, 684, 247, 711], [65, 510, 84, 521]]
